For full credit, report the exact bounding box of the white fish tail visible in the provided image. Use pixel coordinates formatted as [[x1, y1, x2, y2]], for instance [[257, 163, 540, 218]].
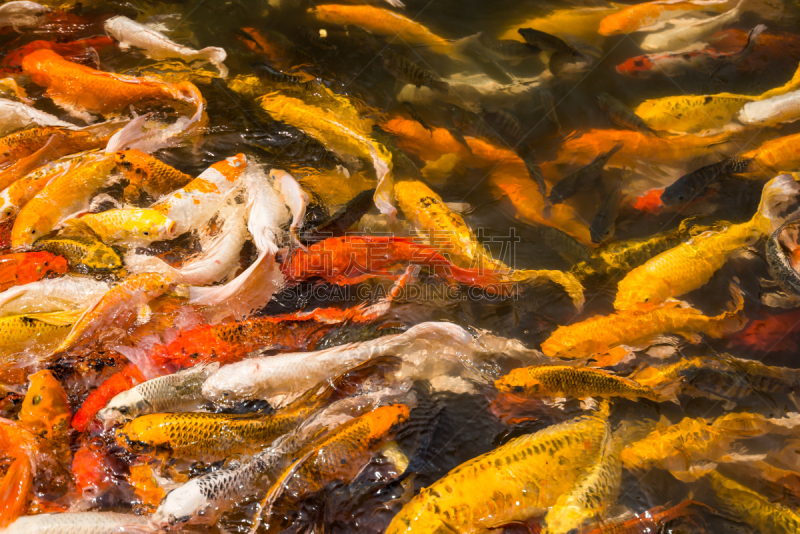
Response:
[[757, 174, 800, 231], [197, 46, 229, 77], [105, 113, 153, 153]]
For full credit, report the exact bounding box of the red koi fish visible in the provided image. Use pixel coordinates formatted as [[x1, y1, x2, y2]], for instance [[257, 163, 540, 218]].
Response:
[[0, 251, 68, 294]]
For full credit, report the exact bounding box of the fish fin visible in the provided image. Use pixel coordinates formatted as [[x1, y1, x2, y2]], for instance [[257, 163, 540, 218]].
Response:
[[26, 310, 84, 326], [57, 217, 97, 238], [630, 366, 662, 387], [0, 457, 32, 528], [589, 346, 633, 367], [48, 92, 97, 123], [197, 46, 228, 78], [104, 112, 153, 153], [250, 449, 315, 534], [655, 378, 683, 404]]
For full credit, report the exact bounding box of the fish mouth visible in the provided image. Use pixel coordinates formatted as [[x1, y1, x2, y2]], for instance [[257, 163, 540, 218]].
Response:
[[166, 220, 177, 237]]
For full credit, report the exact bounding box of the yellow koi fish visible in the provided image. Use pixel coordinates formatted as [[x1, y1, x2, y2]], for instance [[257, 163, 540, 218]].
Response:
[[311, 4, 453, 54], [60, 209, 176, 245], [500, 5, 623, 47], [386, 406, 610, 534], [615, 175, 800, 311], [706, 471, 800, 532], [0, 310, 81, 353]]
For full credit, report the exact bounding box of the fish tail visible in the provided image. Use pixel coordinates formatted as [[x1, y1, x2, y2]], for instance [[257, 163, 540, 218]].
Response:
[[104, 113, 153, 153], [709, 284, 747, 337], [0, 457, 32, 528], [429, 79, 450, 95], [654, 378, 683, 404], [197, 46, 228, 77], [756, 174, 800, 231]]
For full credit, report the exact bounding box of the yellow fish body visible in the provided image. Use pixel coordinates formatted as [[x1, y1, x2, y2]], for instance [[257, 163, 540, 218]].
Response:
[[0, 310, 81, 352], [116, 412, 290, 461], [599, 0, 733, 36], [385, 407, 610, 534], [615, 175, 799, 311], [11, 154, 117, 247], [61, 209, 176, 245], [500, 5, 622, 47], [495, 365, 667, 402], [706, 471, 800, 532], [35, 235, 122, 275], [741, 132, 800, 176], [114, 149, 194, 201], [541, 287, 745, 360]]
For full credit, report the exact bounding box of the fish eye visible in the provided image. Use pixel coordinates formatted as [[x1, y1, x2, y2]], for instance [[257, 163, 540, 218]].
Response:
[[29, 229, 36, 235], [634, 59, 644, 67], [118, 406, 129, 414], [143, 231, 149, 236], [222, 392, 230, 398], [513, 385, 525, 393]]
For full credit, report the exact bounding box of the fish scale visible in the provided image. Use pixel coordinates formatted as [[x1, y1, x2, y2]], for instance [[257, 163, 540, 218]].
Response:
[[707, 471, 800, 532], [386, 410, 609, 534], [114, 149, 194, 200], [35, 235, 122, 275], [117, 412, 300, 461]]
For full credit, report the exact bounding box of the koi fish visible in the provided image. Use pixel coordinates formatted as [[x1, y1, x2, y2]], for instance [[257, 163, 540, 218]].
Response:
[[735, 308, 800, 352], [0, 100, 76, 137], [766, 218, 800, 299], [640, 0, 746, 52], [0, 252, 67, 293], [105, 16, 228, 77], [0, 276, 108, 317], [11, 154, 118, 247], [0, 127, 102, 170], [633, 354, 800, 398], [17, 370, 70, 442], [236, 28, 313, 69], [660, 157, 753, 206], [113, 149, 193, 201], [739, 89, 800, 126], [500, 5, 622, 47], [52, 273, 170, 354], [541, 285, 745, 359], [150, 153, 246, 235], [706, 470, 800, 531], [72, 363, 146, 432], [71, 439, 118, 501], [394, 179, 503, 270], [2, 512, 150, 534], [272, 168, 309, 248], [96, 363, 218, 428], [615, 175, 800, 311], [599, 0, 734, 36], [311, 4, 453, 55], [21, 49, 203, 121], [34, 235, 122, 275], [583, 500, 712, 534], [1, 36, 114, 69], [618, 23, 765, 78], [634, 93, 756, 133], [59, 209, 177, 245], [0, 310, 81, 355], [739, 132, 800, 175], [386, 407, 610, 534], [495, 366, 675, 402], [381, 117, 592, 245]]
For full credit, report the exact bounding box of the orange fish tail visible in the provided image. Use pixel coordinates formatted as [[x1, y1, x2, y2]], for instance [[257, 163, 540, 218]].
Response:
[[0, 456, 32, 528], [709, 284, 747, 337]]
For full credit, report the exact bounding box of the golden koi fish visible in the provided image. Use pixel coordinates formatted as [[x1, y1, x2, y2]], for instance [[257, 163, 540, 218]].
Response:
[[615, 175, 800, 311], [599, 0, 733, 36], [386, 406, 610, 534], [541, 285, 745, 360], [706, 471, 800, 532], [495, 365, 674, 402], [0, 310, 81, 353], [114, 149, 194, 201], [60, 209, 176, 245]]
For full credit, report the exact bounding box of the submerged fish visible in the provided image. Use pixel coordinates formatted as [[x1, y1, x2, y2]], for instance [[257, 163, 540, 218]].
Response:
[[0, 100, 76, 138], [549, 143, 622, 205], [0, 310, 80, 351], [590, 183, 622, 244], [660, 157, 753, 206], [541, 285, 745, 359], [706, 470, 800, 532], [0, 276, 108, 316], [597, 93, 665, 137], [2, 512, 149, 534], [105, 16, 228, 77], [615, 175, 800, 311], [381, 50, 449, 94], [496, 365, 673, 402], [640, 0, 747, 52], [599, 0, 734, 36], [386, 407, 610, 534], [767, 219, 800, 299]]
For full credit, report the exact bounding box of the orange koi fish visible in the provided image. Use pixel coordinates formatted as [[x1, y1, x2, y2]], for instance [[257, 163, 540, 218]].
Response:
[[0, 252, 67, 292], [2, 36, 115, 69], [71, 439, 118, 501], [599, 0, 734, 36], [735, 309, 800, 352], [21, 49, 203, 120], [0, 127, 102, 170], [381, 117, 592, 245], [17, 370, 70, 443], [740, 132, 800, 177]]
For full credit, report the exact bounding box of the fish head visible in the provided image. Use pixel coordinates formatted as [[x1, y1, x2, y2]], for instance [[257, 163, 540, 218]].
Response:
[[615, 56, 654, 76], [72, 438, 116, 500], [97, 389, 149, 429], [151, 480, 216, 529], [614, 284, 668, 312], [17, 369, 70, 441], [494, 369, 540, 396], [40, 253, 70, 277], [115, 419, 160, 454]]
